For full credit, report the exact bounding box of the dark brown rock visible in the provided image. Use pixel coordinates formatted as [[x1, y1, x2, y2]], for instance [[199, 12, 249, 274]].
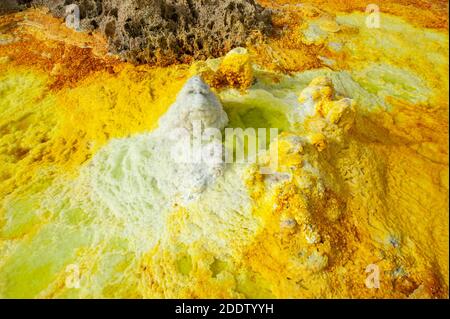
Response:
[[13, 0, 272, 65]]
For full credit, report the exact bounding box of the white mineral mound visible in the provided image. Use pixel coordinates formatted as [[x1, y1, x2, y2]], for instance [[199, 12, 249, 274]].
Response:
[[158, 76, 229, 133], [89, 76, 230, 215]]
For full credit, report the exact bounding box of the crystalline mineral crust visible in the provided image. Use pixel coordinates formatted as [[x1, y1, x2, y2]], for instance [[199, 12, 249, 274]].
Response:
[[0, 0, 448, 298]]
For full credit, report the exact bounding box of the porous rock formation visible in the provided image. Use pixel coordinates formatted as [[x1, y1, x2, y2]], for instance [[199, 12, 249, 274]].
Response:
[[14, 0, 272, 64]]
